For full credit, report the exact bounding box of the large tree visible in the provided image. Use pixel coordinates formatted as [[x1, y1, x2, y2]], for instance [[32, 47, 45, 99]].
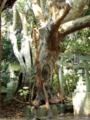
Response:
[[1, 0, 90, 117]]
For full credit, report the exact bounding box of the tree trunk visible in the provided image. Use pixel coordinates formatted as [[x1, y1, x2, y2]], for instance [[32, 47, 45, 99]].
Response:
[[0, 12, 1, 111], [9, 1, 71, 103], [38, 29, 62, 102], [9, 0, 90, 106], [0, 0, 7, 114]]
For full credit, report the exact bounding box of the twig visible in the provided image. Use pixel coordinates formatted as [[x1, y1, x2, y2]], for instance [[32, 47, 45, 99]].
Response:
[[10, 95, 33, 105]]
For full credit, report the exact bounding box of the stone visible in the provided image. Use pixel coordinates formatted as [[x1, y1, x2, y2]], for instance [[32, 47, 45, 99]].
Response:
[[56, 103, 73, 113], [24, 104, 59, 118], [72, 92, 90, 116]]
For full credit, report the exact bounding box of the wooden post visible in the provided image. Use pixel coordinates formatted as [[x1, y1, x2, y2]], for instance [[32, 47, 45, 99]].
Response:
[[58, 64, 64, 95], [85, 61, 90, 92]]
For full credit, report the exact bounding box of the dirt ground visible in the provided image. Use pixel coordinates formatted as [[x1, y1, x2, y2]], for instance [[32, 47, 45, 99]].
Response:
[[0, 115, 90, 120], [1, 99, 90, 120]]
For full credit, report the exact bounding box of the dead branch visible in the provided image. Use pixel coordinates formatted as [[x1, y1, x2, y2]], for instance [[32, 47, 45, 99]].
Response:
[[11, 95, 33, 105]]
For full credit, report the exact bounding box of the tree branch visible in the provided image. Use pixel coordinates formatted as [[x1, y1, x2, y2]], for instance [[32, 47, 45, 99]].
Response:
[[9, 32, 20, 59], [32, 0, 46, 26], [47, 2, 71, 33], [62, 0, 88, 23], [19, 11, 28, 36], [9, 5, 20, 60], [59, 15, 90, 37], [13, 5, 18, 31]]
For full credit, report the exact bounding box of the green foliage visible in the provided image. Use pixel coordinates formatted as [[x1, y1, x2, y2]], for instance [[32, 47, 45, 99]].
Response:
[[28, 69, 37, 83], [16, 0, 27, 9], [61, 28, 90, 55], [16, 0, 30, 13], [18, 86, 29, 96], [16, 34, 22, 50], [1, 9, 13, 23], [52, 69, 79, 96], [63, 70, 79, 95], [18, 69, 37, 97], [52, 70, 58, 91], [85, 1, 90, 16], [2, 33, 22, 62], [28, 16, 37, 28], [1, 62, 10, 87], [2, 36, 17, 62]]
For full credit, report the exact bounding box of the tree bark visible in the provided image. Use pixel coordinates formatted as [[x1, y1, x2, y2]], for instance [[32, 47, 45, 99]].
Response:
[[59, 15, 90, 36], [19, 11, 28, 36], [9, 6, 34, 100], [33, 28, 53, 117], [6, 0, 90, 108], [62, 0, 88, 23], [0, 12, 1, 111], [0, 0, 7, 112]]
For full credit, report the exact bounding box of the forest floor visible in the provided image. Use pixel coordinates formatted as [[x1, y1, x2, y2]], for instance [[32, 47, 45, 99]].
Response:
[[0, 99, 90, 120]]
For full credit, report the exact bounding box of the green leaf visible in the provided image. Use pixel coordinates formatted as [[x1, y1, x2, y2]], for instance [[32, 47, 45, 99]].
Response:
[[18, 89, 23, 92], [23, 90, 29, 95], [20, 92, 23, 96], [23, 86, 29, 89], [29, 79, 36, 82]]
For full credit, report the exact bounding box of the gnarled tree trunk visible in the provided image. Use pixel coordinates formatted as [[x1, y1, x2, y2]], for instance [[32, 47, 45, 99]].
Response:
[[8, 0, 90, 114]]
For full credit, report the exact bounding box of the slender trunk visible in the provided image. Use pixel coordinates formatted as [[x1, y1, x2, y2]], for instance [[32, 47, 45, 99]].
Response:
[[55, 65, 64, 102], [0, 0, 7, 114], [0, 12, 1, 111]]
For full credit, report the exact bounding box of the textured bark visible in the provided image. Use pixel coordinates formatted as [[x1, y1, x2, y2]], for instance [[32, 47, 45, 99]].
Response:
[[0, 0, 7, 110], [9, 6, 33, 99], [0, 0, 7, 12], [0, 13, 1, 110], [5, 0, 90, 113], [13, 5, 18, 31], [33, 28, 53, 117], [62, 0, 88, 23], [33, 28, 43, 105], [19, 11, 28, 36], [59, 15, 90, 37]]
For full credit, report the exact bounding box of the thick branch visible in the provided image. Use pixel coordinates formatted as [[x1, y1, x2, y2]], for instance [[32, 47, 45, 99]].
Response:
[[19, 11, 28, 36], [59, 15, 90, 36], [62, 0, 88, 23], [9, 32, 20, 59], [13, 5, 18, 31], [47, 2, 71, 33], [32, 0, 46, 24], [9, 5, 20, 60]]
